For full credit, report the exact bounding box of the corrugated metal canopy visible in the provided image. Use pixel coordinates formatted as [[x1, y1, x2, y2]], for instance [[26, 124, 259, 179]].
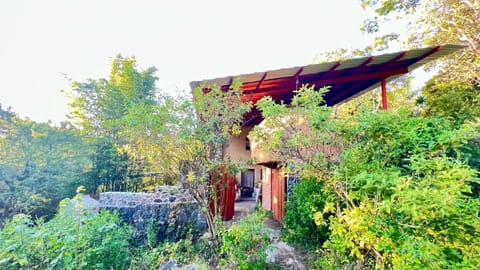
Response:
[[190, 44, 465, 125]]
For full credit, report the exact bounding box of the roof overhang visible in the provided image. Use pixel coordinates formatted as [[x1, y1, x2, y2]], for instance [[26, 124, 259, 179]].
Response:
[[190, 44, 465, 125]]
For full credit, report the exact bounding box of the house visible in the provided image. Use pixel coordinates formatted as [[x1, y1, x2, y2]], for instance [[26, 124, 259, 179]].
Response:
[[190, 45, 464, 222]]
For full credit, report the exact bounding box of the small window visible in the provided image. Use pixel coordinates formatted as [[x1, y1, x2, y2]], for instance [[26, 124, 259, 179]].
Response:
[[245, 137, 251, 150]]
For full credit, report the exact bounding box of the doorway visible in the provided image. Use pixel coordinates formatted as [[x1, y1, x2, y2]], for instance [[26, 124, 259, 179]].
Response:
[[240, 169, 255, 199]]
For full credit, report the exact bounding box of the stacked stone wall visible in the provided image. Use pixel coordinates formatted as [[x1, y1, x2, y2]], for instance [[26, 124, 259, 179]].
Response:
[[99, 186, 206, 245], [100, 186, 194, 207]]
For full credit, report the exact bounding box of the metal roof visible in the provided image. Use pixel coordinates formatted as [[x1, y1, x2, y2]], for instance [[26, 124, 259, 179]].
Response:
[[190, 44, 465, 125]]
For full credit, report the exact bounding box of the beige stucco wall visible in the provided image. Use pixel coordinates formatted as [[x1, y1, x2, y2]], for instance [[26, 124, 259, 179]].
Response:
[[224, 126, 253, 163], [224, 126, 254, 184], [261, 167, 272, 210], [254, 165, 262, 187], [251, 141, 275, 164]]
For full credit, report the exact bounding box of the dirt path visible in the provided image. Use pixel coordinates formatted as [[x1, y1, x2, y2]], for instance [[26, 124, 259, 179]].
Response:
[[263, 217, 307, 270], [233, 198, 257, 219], [232, 201, 307, 269]]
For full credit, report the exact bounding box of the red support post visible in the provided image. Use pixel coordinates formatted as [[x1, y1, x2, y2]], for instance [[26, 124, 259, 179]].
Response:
[[381, 78, 388, 110]]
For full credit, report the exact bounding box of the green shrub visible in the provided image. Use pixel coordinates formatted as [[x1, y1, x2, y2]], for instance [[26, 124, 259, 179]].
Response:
[[320, 110, 480, 269], [131, 211, 279, 269], [220, 211, 272, 270], [325, 156, 480, 269], [158, 232, 198, 265], [0, 195, 132, 269], [129, 247, 162, 270], [253, 86, 480, 269], [134, 228, 213, 269], [282, 177, 330, 248]]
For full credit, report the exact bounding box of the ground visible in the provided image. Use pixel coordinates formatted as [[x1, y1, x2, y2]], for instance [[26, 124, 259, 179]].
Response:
[[234, 199, 307, 269]]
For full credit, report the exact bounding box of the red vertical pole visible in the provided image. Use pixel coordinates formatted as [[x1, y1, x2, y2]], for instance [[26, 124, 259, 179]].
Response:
[[381, 78, 388, 110]]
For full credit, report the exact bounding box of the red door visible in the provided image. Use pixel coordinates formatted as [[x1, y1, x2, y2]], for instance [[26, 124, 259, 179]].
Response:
[[271, 168, 285, 222], [210, 169, 235, 221]]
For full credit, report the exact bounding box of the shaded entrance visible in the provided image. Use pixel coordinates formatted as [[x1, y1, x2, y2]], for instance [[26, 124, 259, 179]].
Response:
[[240, 169, 255, 198]]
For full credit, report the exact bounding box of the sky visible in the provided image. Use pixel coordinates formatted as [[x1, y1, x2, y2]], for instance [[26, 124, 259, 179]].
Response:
[[0, 1, 395, 124]]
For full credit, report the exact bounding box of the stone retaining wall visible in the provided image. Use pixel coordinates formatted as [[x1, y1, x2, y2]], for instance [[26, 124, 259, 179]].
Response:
[[99, 186, 206, 245], [100, 186, 194, 208]]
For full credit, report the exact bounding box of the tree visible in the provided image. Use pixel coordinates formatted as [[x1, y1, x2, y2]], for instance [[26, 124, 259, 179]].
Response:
[[68, 55, 158, 138], [105, 77, 252, 238], [251, 85, 342, 177], [411, 0, 479, 81], [360, 2, 479, 75], [67, 57, 253, 239], [419, 77, 480, 125], [160, 80, 251, 238], [0, 106, 91, 222], [360, 0, 480, 81], [360, 0, 480, 128], [67, 55, 164, 192]]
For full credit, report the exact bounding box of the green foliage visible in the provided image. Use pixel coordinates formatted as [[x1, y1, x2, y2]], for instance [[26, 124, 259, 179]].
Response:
[[255, 87, 480, 268], [0, 195, 132, 269], [129, 247, 163, 270], [320, 110, 480, 268], [68, 55, 158, 138], [282, 177, 330, 247], [360, 0, 420, 23], [86, 140, 131, 192], [420, 78, 480, 126], [326, 157, 480, 269], [0, 106, 91, 222], [130, 229, 217, 269], [344, 109, 455, 173], [164, 80, 252, 239], [220, 211, 272, 270], [192, 79, 252, 163], [361, 0, 480, 82], [252, 85, 341, 178], [67, 55, 167, 193], [67, 58, 253, 242], [155, 232, 200, 266], [146, 219, 160, 249], [69, 57, 253, 241]]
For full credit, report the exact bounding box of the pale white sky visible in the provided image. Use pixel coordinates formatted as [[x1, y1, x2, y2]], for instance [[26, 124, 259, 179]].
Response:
[[0, 1, 391, 123]]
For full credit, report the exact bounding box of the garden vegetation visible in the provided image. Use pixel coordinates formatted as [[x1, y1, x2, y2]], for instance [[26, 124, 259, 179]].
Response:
[[1, 0, 479, 267], [253, 86, 480, 269]]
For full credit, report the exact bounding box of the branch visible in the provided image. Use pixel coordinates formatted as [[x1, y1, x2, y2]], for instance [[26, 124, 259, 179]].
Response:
[[399, 223, 421, 229]]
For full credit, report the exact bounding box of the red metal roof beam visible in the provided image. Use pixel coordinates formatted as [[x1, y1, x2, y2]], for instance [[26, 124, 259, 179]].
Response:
[[244, 72, 268, 102], [254, 72, 268, 92], [299, 67, 408, 88], [241, 67, 409, 99], [354, 56, 375, 72], [379, 51, 408, 70], [318, 61, 342, 80]]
